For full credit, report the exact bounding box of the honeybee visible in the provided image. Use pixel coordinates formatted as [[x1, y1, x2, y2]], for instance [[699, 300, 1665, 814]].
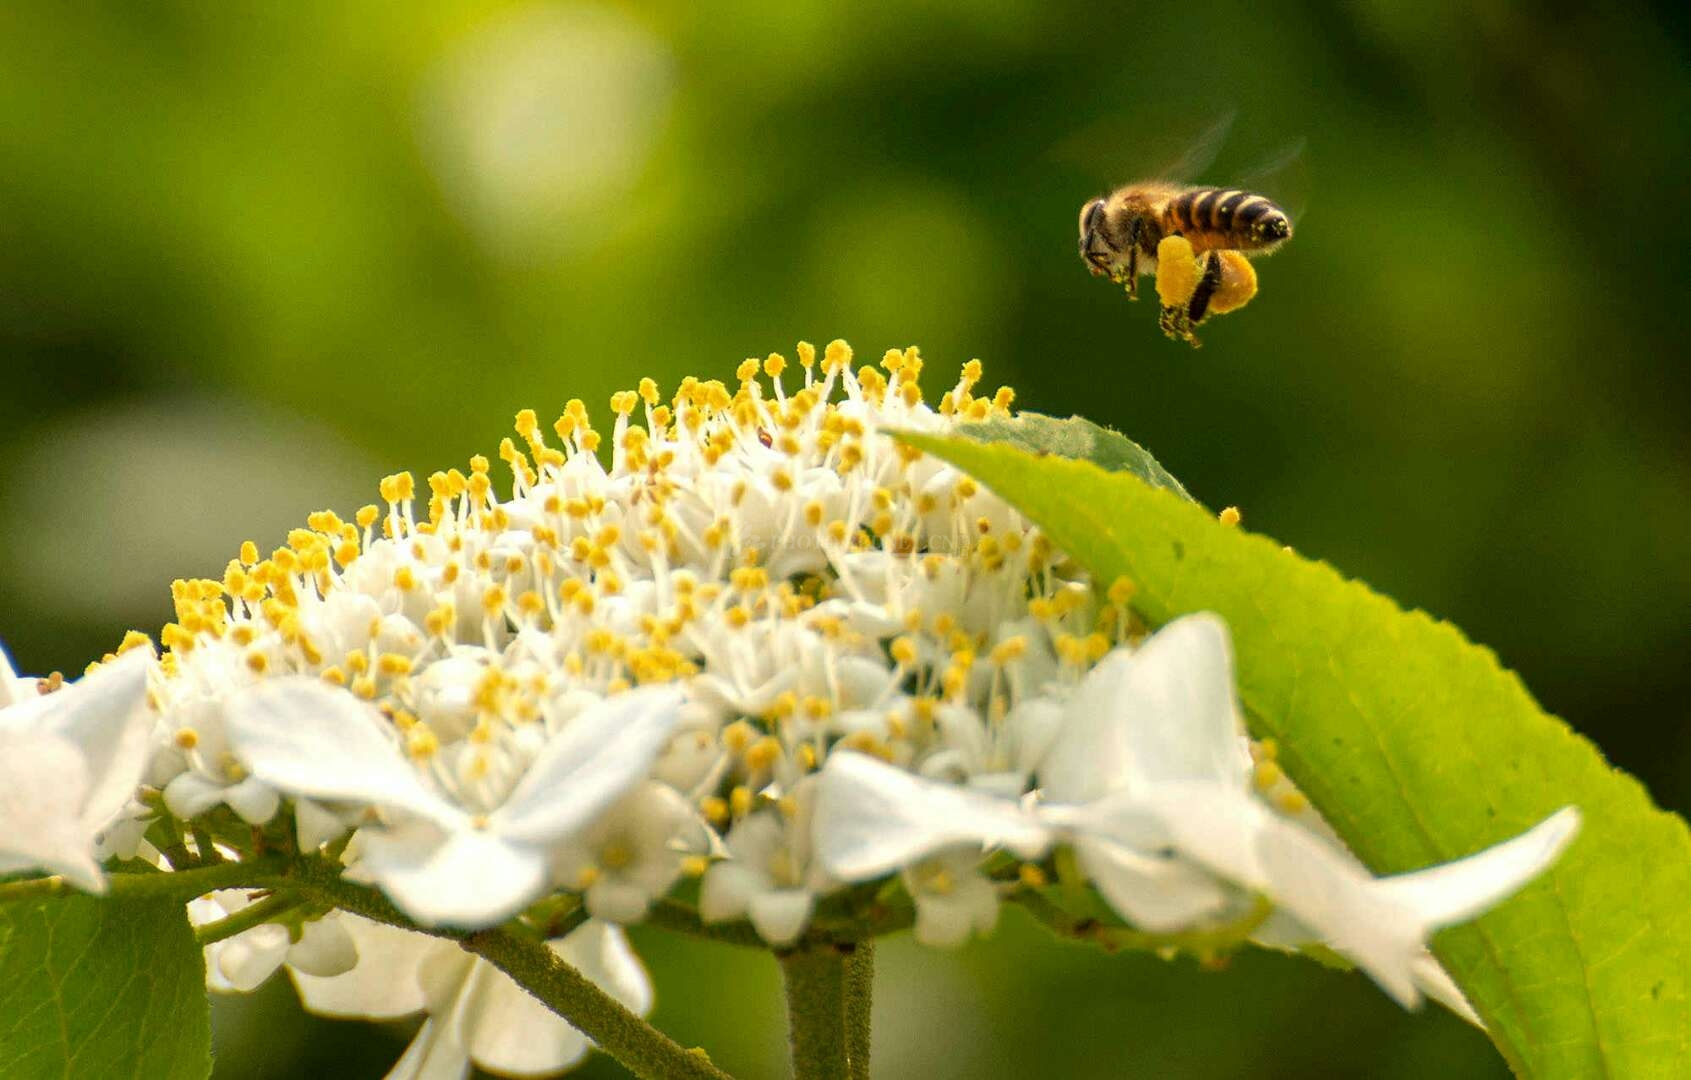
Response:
[[1079, 169, 1295, 347]]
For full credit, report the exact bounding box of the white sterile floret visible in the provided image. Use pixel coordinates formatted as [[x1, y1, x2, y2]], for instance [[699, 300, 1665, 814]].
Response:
[[292, 915, 649, 1080], [551, 780, 709, 922], [224, 677, 683, 927], [815, 613, 1580, 1007], [903, 848, 1002, 947], [699, 782, 834, 947], [0, 647, 154, 891], [189, 891, 358, 993]]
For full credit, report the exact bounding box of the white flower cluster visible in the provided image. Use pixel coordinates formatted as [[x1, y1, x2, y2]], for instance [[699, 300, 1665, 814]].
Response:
[[0, 343, 1577, 1077]]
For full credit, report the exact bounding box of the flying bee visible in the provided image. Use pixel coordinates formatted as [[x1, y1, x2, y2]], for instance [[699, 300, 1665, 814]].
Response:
[[1075, 117, 1301, 347], [1079, 183, 1293, 347]]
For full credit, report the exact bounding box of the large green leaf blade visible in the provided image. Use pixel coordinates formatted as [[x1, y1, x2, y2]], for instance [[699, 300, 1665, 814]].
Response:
[[947, 412, 1196, 503], [0, 894, 212, 1080], [902, 430, 1691, 1079]]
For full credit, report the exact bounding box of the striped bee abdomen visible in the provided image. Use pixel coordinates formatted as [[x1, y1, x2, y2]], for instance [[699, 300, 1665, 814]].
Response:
[[1165, 186, 1291, 251]]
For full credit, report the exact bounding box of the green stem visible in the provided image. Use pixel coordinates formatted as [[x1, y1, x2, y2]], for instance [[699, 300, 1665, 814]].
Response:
[[287, 858, 732, 1080], [461, 927, 732, 1080], [194, 891, 303, 946], [0, 859, 278, 905], [781, 944, 851, 1080], [843, 941, 874, 1080]]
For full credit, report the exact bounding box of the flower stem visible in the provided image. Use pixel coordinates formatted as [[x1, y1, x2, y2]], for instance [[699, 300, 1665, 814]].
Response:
[[781, 944, 852, 1080], [287, 857, 732, 1080], [843, 941, 874, 1080], [194, 891, 302, 946], [0, 859, 278, 905]]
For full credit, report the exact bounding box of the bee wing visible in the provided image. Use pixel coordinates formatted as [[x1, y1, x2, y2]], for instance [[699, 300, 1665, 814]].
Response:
[[1237, 136, 1311, 224], [1152, 109, 1236, 182], [1048, 108, 1236, 184]]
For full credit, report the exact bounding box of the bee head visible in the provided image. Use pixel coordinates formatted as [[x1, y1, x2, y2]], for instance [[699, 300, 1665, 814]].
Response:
[[1078, 198, 1110, 274]]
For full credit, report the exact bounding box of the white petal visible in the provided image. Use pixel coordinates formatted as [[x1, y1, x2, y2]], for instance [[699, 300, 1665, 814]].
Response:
[[1037, 649, 1134, 804], [913, 894, 978, 948], [217, 924, 291, 991], [911, 874, 1000, 949], [225, 677, 459, 826], [455, 958, 591, 1077], [749, 890, 815, 947], [697, 862, 763, 924], [1042, 615, 1249, 803], [494, 686, 683, 845], [294, 797, 348, 852], [288, 915, 359, 978], [355, 820, 548, 928], [1375, 807, 1581, 929], [47, 650, 155, 831], [162, 772, 233, 821], [290, 915, 437, 1019], [223, 777, 281, 825], [1412, 953, 1482, 1027], [585, 879, 655, 924], [558, 922, 653, 1018], [1073, 835, 1233, 933], [385, 1018, 471, 1080], [0, 732, 103, 891], [813, 751, 1052, 881], [1254, 818, 1425, 1006]]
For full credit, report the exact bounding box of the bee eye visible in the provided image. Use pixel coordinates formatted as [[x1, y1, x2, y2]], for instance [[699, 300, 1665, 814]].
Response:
[[1082, 199, 1105, 235]]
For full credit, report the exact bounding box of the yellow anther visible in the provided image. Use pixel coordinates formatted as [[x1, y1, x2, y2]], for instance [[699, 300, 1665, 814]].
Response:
[[377, 653, 413, 677], [990, 636, 1028, 665], [1107, 576, 1137, 606], [174, 728, 199, 750], [1018, 863, 1048, 889], [1253, 761, 1285, 792], [722, 720, 756, 754], [1219, 506, 1242, 527], [889, 636, 918, 666], [701, 797, 730, 827], [745, 736, 783, 772], [1277, 790, 1311, 815], [729, 785, 754, 818]]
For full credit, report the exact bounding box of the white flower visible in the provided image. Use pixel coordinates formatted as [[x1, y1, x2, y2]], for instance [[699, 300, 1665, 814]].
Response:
[[903, 848, 1001, 947], [699, 781, 834, 947], [225, 677, 683, 927], [0, 648, 154, 891], [551, 781, 708, 923], [815, 613, 1580, 1012], [0, 643, 40, 707], [293, 915, 650, 1080], [188, 890, 357, 992]]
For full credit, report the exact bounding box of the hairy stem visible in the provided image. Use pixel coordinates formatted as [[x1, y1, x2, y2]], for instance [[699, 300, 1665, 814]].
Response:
[[288, 857, 732, 1080], [0, 858, 278, 905], [781, 944, 851, 1080], [843, 941, 874, 1080], [194, 891, 302, 946]]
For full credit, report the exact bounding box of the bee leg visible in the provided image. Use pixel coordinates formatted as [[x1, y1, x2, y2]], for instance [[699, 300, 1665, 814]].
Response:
[[1186, 252, 1225, 325], [1154, 236, 1204, 347]]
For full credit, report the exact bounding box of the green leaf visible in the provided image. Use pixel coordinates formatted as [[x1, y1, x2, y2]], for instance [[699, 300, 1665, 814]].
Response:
[[0, 894, 212, 1080], [949, 412, 1196, 503], [901, 430, 1691, 1079]]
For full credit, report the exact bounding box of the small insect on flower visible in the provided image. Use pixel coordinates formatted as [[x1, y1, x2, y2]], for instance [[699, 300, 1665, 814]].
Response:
[[1076, 115, 1300, 348]]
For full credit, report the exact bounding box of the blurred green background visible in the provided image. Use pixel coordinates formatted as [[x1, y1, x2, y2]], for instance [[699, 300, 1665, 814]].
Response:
[[2, 2, 1686, 1077]]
